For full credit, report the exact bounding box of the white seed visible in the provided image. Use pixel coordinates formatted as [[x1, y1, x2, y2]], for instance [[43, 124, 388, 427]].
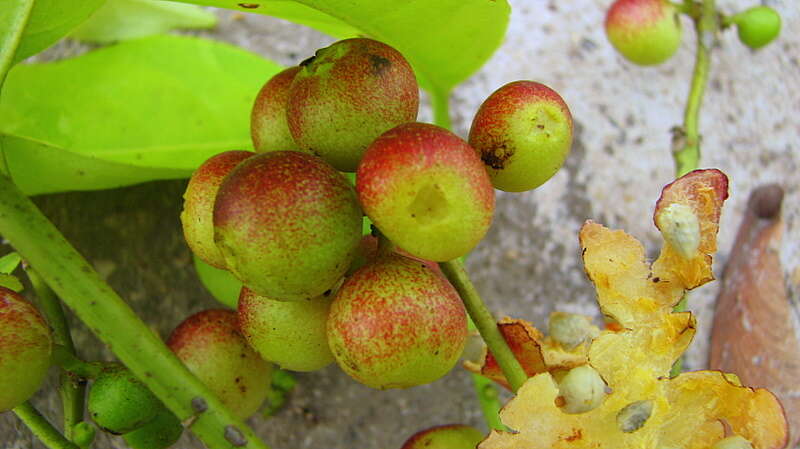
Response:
[[655, 203, 701, 259], [548, 312, 598, 350], [557, 365, 607, 414], [616, 400, 653, 433], [711, 436, 754, 449]]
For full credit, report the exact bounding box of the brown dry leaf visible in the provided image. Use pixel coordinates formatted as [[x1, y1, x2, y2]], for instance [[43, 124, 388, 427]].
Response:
[[709, 184, 800, 447]]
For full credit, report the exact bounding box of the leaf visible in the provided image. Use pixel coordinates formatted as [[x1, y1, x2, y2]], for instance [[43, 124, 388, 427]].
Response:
[[71, 0, 217, 44], [0, 252, 22, 274], [194, 255, 241, 309], [11, 0, 106, 64], [0, 273, 23, 292], [0, 35, 282, 193], [170, 0, 511, 96]]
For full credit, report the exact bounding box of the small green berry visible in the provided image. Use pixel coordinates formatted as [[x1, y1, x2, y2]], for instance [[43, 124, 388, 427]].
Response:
[[122, 407, 183, 449], [557, 365, 607, 414], [88, 364, 161, 434], [733, 6, 781, 50], [71, 422, 96, 449]]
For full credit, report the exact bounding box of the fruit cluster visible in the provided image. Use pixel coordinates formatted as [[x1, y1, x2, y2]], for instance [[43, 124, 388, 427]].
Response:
[[179, 37, 573, 403]]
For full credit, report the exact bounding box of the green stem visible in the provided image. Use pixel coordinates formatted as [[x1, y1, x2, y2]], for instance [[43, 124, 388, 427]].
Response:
[[51, 345, 103, 379], [13, 402, 80, 449], [431, 88, 452, 130], [440, 259, 528, 393], [0, 175, 269, 449], [468, 315, 506, 431], [26, 267, 85, 440]]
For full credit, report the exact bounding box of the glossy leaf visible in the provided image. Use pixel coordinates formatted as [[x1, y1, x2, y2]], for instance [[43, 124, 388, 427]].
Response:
[[72, 0, 217, 44], [0, 35, 282, 194], [0, 252, 22, 274], [170, 0, 511, 95]]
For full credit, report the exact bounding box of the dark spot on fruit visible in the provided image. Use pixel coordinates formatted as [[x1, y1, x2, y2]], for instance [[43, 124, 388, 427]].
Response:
[[564, 428, 582, 442], [481, 144, 514, 170], [652, 277, 660, 283], [368, 54, 391, 76], [191, 396, 208, 413], [434, 350, 439, 355], [235, 377, 242, 383], [237, 3, 259, 8], [224, 425, 247, 447], [537, 124, 545, 129], [300, 55, 316, 67], [554, 396, 566, 407], [240, 353, 246, 358], [323, 289, 332, 297]]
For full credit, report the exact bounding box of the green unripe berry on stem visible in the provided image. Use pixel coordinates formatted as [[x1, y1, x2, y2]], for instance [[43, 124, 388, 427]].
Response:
[[122, 407, 183, 449], [181, 150, 253, 269], [87, 364, 161, 434], [731, 6, 781, 50], [400, 424, 484, 449], [605, 0, 682, 66], [0, 287, 52, 412], [251, 66, 304, 153], [469, 81, 573, 192], [238, 286, 334, 372], [287, 38, 419, 172], [167, 309, 271, 419]]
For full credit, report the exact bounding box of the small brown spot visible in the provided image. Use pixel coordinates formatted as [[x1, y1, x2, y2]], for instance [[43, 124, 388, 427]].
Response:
[[224, 425, 247, 447], [368, 54, 391, 76], [652, 277, 660, 283], [481, 145, 514, 170], [237, 3, 259, 8], [554, 396, 566, 407], [564, 428, 582, 442], [191, 396, 208, 413]]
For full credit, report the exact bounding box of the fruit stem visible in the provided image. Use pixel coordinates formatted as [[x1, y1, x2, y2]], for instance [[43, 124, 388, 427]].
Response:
[[13, 401, 80, 449], [439, 259, 528, 393], [431, 88, 452, 130], [468, 316, 507, 431], [0, 174, 270, 449], [51, 345, 103, 379], [25, 266, 86, 441]]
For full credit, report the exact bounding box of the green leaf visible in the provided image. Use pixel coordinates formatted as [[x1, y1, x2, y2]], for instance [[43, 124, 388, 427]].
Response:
[[0, 252, 22, 274], [170, 0, 511, 96], [0, 35, 282, 193], [11, 0, 106, 64], [0, 273, 23, 292], [193, 255, 241, 309], [72, 0, 217, 44], [0, 0, 34, 87]]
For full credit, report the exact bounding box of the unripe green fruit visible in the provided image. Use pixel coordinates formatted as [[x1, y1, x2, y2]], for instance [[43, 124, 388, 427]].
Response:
[[605, 0, 682, 65], [468, 81, 573, 192], [328, 254, 467, 389], [238, 286, 334, 372], [88, 364, 161, 434], [401, 424, 484, 449], [181, 150, 253, 269], [214, 151, 362, 301], [251, 66, 304, 153], [357, 123, 495, 262], [287, 38, 419, 171], [167, 309, 271, 418], [122, 407, 183, 449], [733, 6, 781, 50], [557, 365, 607, 413], [0, 287, 52, 412]]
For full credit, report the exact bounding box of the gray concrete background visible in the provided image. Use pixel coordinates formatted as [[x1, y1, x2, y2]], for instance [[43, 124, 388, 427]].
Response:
[[1, 0, 798, 448]]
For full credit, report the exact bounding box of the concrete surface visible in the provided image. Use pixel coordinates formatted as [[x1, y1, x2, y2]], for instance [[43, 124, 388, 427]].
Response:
[[1, 0, 798, 447]]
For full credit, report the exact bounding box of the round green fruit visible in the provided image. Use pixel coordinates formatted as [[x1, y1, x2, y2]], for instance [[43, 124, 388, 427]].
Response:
[[605, 0, 682, 65], [401, 424, 484, 449], [328, 254, 467, 389], [213, 151, 362, 301], [468, 81, 573, 192], [88, 364, 161, 434], [357, 123, 495, 262], [238, 286, 334, 372], [0, 287, 52, 412], [251, 66, 304, 152], [181, 150, 253, 269], [122, 407, 183, 449], [287, 38, 419, 171], [167, 309, 271, 419], [732, 6, 781, 50]]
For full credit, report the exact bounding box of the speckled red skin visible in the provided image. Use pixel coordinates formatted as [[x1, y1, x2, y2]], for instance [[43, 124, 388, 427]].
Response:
[[287, 38, 419, 172], [469, 81, 573, 192], [401, 424, 485, 449], [328, 254, 467, 389], [251, 66, 304, 153], [357, 123, 494, 262], [605, 0, 681, 65], [0, 287, 52, 412], [349, 234, 444, 277], [213, 151, 362, 301], [167, 309, 271, 419], [181, 150, 253, 270]]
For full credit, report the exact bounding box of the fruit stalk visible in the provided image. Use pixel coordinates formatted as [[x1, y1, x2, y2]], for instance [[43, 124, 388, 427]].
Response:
[[440, 259, 528, 392], [13, 401, 79, 449], [26, 267, 85, 441], [432, 89, 452, 130], [0, 175, 269, 449]]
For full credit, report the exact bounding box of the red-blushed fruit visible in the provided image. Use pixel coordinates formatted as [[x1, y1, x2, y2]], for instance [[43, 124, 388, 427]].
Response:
[[401, 424, 485, 449], [327, 254, 468, 389], [238, 286, 334, 372], [167, 309, 271, 419], [469, 81, 573, 192], [287, 38, 419, 171], [357, 123, 494, 262], [181, 150, 253, 269], [214, 151, 362, 301], [251, 66, 304, 153], [0, 287, 52, 412], [605, 0, 682, 66], [348, 234, 443, 277]]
